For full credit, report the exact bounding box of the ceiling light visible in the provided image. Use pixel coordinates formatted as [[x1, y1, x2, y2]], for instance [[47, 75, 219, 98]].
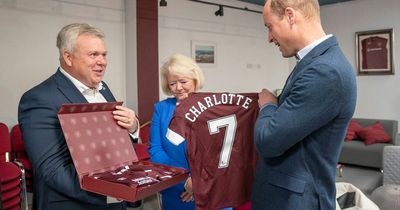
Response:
[[215, 5, 223, 16], [160, 0, 167, 7]]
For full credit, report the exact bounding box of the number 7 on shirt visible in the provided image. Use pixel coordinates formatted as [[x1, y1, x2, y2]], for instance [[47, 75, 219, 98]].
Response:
[[207, 114, 237, 168]]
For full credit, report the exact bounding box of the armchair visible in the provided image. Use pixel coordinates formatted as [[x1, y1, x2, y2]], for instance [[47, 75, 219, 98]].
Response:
[[370, 146, 400, 210]]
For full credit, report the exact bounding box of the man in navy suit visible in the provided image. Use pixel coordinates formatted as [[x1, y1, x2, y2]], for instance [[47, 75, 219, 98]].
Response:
[[252, 0, 357, 210], [18, 23, 139, 210]]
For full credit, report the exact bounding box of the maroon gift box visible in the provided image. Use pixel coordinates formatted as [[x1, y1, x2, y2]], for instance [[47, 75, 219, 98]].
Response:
[[58, 102, 188, 202]]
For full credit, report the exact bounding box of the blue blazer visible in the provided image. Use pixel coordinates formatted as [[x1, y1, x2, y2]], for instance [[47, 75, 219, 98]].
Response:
[[18, 69, 126, 210], [148, 98, 195, 210], [252, 37, 357, 210]]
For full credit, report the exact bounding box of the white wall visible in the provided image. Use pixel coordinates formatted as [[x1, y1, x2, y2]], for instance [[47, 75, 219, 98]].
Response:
[[321, 0, 400, 129], [0, 0, 127, 127], [158, 0, 289, 99], [1, 0, 399, 131]]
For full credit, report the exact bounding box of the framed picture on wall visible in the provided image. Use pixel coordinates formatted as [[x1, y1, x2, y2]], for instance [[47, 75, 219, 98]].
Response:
[[191, 40, 217, 67], [356, 29, 394, 75]]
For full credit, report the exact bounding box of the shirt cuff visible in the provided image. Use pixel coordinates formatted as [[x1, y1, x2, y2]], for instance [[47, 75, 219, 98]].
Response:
[[106, 196, 122, 204], [259, 103, 278, 111], [129, 118, 140, 139]]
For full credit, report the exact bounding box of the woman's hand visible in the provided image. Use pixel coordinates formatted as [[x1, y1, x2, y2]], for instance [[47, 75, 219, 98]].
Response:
[[180, 177, 194, 202], [113, 105, 139, 133]]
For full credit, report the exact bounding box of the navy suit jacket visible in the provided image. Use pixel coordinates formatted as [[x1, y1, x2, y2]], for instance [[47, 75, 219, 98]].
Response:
[[18, 69, 126, 210], [252, 37, 357, 210]]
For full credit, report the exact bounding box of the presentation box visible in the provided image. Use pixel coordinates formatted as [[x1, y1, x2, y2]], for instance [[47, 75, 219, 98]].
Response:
[[58, 102, 188, 202]]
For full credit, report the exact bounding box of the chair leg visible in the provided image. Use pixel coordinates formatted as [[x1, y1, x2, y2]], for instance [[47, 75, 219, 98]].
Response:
[[157, 193, 162, 210], [13, 161, 29, 210]]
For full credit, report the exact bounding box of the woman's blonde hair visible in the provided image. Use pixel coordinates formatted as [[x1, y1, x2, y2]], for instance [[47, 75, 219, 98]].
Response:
[[160, 54, 205, 96]]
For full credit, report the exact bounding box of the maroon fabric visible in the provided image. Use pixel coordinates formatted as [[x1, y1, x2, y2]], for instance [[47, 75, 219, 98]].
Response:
[[0, 178, 20, 192], [0, 123, 11, 162], [59, 102, 189, 200], [1, 186, 20, 201], [1, 195, 21, 209], [361, 36, 388, 69], [168, 92, 259, 210], [0, 162, 21, 183], [234, 201, 251, 210], [58, 102, 138, 178], [133, 143, 150, 160], [345, 119, 363, 141], [356, 122, 392, 145], [10, 125, 26, 152], [9, 124, 34, 192], [91, 164, 178, 187], [139, 122, 151, 145]]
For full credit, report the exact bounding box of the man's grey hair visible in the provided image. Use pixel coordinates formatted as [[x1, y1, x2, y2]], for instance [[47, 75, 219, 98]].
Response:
[[56, 23, 105, 62]]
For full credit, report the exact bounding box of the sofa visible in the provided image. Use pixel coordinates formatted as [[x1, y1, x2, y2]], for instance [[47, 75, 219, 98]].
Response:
[[339, 118, 399, 169]]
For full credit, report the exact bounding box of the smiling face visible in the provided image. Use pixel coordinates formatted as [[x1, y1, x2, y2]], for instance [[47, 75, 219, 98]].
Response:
[[263, 1, 297, 58], [63, 34, 107, 88], [167, 74, 196, 102]]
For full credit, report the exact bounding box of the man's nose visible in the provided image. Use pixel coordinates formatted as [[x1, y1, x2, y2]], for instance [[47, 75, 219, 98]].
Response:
[[268, 32, 273, 43], [97, 55, 107, 65]]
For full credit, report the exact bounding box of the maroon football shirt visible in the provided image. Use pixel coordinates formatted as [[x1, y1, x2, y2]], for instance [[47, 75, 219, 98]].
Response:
[[361, 36, 388, 69], [166, 92, 259, 210]]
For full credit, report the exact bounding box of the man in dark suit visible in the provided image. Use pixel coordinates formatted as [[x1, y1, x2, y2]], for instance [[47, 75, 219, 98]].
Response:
[[18, 23, 139, 210], [252, 1, 357, 210]]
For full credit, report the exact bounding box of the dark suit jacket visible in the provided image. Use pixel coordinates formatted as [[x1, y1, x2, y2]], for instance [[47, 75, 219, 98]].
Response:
[[18, 69, 126, 210], [252, 36, 357, 210]]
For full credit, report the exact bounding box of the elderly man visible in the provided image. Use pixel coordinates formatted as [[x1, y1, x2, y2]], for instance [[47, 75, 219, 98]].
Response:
[[18, 23, 138, 210]]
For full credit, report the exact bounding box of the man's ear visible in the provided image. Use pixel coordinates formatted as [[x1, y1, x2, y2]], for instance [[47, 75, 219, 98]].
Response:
[[63, 51, 72, 66], [285, 7, 295, 24]]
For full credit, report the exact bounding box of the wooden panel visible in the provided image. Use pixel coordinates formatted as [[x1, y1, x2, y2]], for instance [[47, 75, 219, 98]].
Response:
[[137, 0, 159, 123]]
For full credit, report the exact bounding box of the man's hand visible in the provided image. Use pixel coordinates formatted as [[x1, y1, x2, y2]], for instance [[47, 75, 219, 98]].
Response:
[[258, 88, 278, 108], [180, 177, 194, 202], [113, 106, 138, 133]]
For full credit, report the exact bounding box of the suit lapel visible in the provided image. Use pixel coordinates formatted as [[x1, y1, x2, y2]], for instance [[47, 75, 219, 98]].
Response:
[[295, 36, 338, 71], [279, 36, 338, 104], [99, 83, 116, 102], [54, 69, 87, 104]]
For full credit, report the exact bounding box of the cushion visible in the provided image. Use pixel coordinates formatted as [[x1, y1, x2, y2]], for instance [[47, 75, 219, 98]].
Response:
[[356, 122, 392, 145], [345, 120, 363, 141]]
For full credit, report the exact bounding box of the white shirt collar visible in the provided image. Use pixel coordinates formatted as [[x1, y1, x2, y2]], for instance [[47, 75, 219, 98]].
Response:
[[59, 67, 103, 93], [296, 34, 333, 61]]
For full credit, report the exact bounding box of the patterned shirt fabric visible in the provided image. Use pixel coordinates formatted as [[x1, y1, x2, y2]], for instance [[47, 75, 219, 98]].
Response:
[[166, 92, 259, 210]]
